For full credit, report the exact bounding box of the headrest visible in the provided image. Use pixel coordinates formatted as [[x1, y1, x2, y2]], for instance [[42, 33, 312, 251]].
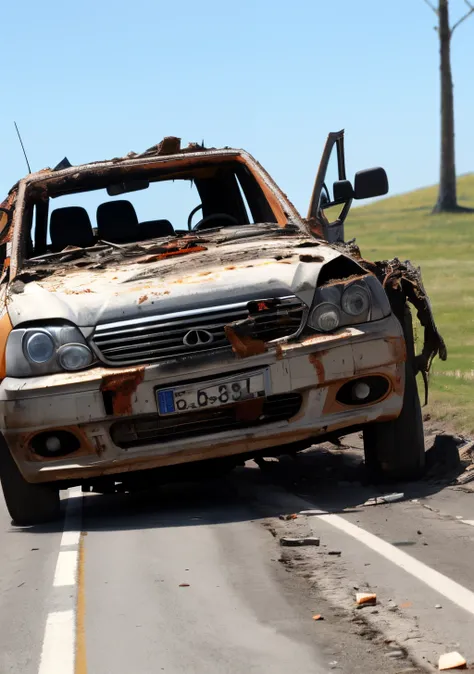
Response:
[[96, 200, 139, 243], [50, 207, 95, 252]]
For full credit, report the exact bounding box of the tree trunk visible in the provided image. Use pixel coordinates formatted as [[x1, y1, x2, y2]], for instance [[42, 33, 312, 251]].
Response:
[[433, 0, 458, 213]]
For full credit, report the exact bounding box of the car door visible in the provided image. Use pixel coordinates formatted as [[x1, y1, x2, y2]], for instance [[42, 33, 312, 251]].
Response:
[[307, 130, 352, 244]]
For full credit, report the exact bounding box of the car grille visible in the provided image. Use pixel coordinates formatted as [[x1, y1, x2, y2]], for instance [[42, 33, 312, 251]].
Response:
[[91, 296, 305, 365], [110, 393, 302, 448]]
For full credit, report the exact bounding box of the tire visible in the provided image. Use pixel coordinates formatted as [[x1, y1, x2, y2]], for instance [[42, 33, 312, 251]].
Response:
[[0, 438, 60, 525], [363, 306, 425, 482]]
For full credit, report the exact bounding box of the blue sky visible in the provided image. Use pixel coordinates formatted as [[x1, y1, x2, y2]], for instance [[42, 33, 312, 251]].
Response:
[[1, 0, 473, 221]]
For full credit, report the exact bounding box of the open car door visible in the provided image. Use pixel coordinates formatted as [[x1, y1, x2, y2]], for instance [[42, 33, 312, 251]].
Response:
[[307, 130, 389, 244]]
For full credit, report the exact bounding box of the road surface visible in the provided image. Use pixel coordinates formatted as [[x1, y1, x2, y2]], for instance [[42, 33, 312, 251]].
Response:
[[1, 433, 474, 673]]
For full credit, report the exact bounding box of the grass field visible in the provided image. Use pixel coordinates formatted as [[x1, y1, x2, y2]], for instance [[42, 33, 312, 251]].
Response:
[[345, 175, 474, 433]]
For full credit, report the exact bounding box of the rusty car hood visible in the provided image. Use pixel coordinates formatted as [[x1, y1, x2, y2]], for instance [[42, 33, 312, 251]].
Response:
[[7, 232, 343, 330]]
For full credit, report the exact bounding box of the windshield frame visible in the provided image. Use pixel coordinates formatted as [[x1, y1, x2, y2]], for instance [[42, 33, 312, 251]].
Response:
[[10, 149, 306, 279]]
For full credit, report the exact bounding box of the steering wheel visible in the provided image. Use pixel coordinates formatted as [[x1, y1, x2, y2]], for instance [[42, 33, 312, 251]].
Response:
[[192, 212, 239, 232]]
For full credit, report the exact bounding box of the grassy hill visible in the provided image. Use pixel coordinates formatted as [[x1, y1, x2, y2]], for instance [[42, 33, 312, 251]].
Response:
[[345, 174, 474, 433]]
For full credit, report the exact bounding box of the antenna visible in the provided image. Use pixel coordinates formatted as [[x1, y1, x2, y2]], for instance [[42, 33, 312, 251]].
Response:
[[14, 122, 32, 174]]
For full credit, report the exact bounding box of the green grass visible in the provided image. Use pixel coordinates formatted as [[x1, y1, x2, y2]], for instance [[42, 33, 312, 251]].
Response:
[[345, 175, 474, 433]]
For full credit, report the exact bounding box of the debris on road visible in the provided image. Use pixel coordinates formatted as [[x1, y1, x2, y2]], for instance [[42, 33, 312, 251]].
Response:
[[312, 614, 324, 621], [179, 583, 190, 588], [385, 649, 404, 659], [356, 592, 377, 606], [361, 493, 404, 506], [438, 651, 467, 670], [328, 550, 342, 556], [280, 536, 320, 547], [455, 467, 474, 485], [435, 604, 442, 609], [279, 513, 298, 521]]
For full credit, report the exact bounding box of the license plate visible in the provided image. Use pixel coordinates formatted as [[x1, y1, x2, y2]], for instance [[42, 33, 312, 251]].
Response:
[[156, 371, 268, 416]]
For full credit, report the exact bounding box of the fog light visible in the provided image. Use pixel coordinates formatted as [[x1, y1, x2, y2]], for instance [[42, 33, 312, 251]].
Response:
[[31, 430, 81, 458], [336, 376, 390, 406], [45, 435, 62, 454], [352, 382, 371, 401]]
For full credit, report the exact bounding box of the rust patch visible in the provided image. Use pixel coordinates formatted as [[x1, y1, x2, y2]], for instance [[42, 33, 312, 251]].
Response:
[[320, 274, 368, 288], [0, 187, 17, 244], [135, 245, 207, 264], [0, 310, 13, 381], [384, 335, 407, 363], [224, 325, 266, 358], [64, 288, 94, 295], [100, 366, 145, 416], [138, 294, 148, 304], [299, 254, 324, 263], [309, 353, 325, 382], [299, 330, 352, 348], [275, 344, 284, 360]]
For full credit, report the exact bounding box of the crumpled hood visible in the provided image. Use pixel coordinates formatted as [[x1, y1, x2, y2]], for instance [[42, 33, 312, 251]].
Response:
[[7, 235, 343, 330]]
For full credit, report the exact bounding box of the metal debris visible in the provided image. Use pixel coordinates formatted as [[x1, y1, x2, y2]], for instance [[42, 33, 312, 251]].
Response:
[[361, 493, 404, 506], [351, 255, 447, 404], [299, 509, 327, 516], [279, 536, 320, 547]]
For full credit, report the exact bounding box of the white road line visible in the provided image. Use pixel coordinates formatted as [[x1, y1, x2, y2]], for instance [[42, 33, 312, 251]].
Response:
[[38, 610, 75, 674], [38, 489, 84, 674], [316, 512, 474, 616], [53, 550, 79, 587], [61, 529, 81, 547]]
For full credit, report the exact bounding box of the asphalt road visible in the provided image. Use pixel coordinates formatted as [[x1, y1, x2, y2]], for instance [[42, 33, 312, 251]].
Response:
[[1, 435, 474, 673]]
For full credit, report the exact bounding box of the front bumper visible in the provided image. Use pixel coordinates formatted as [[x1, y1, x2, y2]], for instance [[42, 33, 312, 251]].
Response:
[[0, 315, 406, 483]]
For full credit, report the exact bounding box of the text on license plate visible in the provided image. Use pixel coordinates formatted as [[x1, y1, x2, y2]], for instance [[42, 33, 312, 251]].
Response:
[[157, 372, 267, 415]]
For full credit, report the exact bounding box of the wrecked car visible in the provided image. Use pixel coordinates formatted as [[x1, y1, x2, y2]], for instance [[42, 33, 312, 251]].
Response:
[[0, 132, 446, 525]]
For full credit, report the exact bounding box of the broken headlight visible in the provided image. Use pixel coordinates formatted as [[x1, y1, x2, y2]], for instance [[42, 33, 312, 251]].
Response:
[[6, 324, 94, 377], [308, 276, 390, 333]]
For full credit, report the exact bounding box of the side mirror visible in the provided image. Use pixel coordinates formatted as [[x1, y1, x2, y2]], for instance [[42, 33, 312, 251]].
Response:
[[333, 180, 354, 202], [354, 167, 388, 200], [0, 207, 12, 233]]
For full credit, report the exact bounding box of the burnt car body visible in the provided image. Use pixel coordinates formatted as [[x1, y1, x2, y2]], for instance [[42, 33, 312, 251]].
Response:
[[0, 133, 446, 524]]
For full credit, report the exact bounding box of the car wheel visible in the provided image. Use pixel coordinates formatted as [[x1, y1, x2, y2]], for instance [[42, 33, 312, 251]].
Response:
[[0, 438, 60, 525], [363, 306, 425, 482]]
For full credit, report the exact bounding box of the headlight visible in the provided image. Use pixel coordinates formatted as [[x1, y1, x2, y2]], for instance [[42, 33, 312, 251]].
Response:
[[6, 324, 94, 377], [58, 344, 93, 371], [341, 285, 370, 316], [310, 303, 341, 332], [24, 331, 55, 363], [307, 275, 391, 333]]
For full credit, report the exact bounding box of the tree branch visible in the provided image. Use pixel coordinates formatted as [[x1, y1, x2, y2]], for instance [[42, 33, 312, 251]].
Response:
[[451, 1, 474, 33], [422, 0, 439, 14]]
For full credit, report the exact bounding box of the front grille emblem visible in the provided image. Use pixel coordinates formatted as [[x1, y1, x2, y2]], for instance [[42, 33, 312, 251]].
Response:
[[183, 329, 214, 347]]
